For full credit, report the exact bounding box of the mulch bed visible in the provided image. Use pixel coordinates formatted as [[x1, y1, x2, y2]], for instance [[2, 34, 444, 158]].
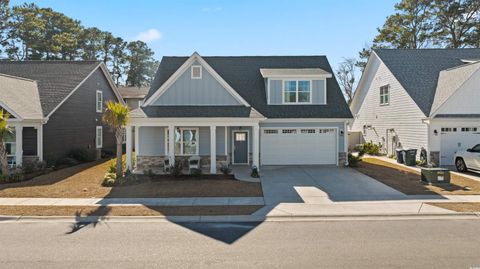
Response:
[[0, 159, 263, 198], [427, 202, 480, 212], [353, 157, 480, 195], [0, 205, 263, 216]]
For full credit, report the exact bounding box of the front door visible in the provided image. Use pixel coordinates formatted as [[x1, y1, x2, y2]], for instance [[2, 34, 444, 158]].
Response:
[[233, 131, 248, 164]]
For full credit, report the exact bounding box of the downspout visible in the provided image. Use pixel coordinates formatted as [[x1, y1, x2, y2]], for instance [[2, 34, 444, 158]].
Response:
[[422, 118, 431, 165]]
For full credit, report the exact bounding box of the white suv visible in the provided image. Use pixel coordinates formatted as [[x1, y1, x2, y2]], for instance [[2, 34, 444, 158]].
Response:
[[454, 144, 480, 173]]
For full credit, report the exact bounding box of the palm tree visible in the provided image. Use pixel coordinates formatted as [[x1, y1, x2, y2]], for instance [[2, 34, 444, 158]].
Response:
[[0, 110, 12, 177], [102, 101, 130, 177]]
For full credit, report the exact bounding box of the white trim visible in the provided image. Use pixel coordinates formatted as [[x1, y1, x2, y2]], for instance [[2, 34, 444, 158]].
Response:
[[143, 52, 250, 107], [96, 90, 103, 112], [232, 130, 250, 164], [36, 124, 43, 161], [379, 84, 390, 106], [0, 100, 23, 120], [263, 118, 351, 123], [14, 125, 23, 166], [165, 127, 200, 156], [324, 79, 327, 104], [281, 79, 313, 105], [134, 126, 139, 160], [267, 78, 271, 104], [126, 125, 132, 170], [95, 126, 103, 148], [262, 74, 332, 79], [191, 65, 202, 79], [224, 126, 228, 156], [210, 125, 216, 174]]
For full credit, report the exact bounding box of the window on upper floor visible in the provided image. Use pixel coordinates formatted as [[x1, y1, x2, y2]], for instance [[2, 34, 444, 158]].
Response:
[[380, 85, 389, 106], [96, 90, 103, 112], [283, 80, 311, 104], [191, 65, 202, 79]]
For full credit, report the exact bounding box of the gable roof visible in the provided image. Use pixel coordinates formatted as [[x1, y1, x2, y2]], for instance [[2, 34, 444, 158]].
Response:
[[118, 86, 149, 99], [374, 48, 480, 116], [145, 55, 352, 119], [430, 61, 480, 115], [0, 73, 43, 120], [0, 60, 103, 117]]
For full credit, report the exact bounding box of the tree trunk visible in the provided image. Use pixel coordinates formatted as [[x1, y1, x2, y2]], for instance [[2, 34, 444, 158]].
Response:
[[115, 128, 123, 178], [0, 141, 9, 178]]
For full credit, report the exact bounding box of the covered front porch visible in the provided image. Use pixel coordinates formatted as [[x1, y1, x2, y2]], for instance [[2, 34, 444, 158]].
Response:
[[5, 121, 44, 167], [125, 118, 261, 174]]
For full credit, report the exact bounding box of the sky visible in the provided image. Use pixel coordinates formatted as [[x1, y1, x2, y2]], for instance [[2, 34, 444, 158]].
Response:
[[9, 0, 398, 70]]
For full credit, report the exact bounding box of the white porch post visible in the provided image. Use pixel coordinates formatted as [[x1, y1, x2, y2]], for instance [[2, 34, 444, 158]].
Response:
[[252, 124, 260, 171], [15, 124, 23, 166], [134, 126, 139, 161], [36, 124, 43, 161], [344, 121, 349, 166], [210, 125, 217, 174], [125, 125, 133, 170], [168, 125, 175, 165]]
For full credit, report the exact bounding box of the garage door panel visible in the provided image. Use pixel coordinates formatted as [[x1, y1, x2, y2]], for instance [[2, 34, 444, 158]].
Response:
[[440, 128, 480, 166], [261, 128, 337, 165]]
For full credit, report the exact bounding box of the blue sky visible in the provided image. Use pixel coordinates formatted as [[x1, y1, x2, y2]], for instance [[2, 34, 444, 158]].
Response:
[[10, 0, 397, 70]]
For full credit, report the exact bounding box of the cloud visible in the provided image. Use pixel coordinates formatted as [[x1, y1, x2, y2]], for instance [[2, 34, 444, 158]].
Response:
[[202, 7, 222, 12], [135, 29, 163, 42]]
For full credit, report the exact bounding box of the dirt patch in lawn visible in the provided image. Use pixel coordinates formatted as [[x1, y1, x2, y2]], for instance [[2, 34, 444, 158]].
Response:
[[427, 203, 480, 212], [353, 157, 480, 195], [0, 159, 263, 198], [0, 205, 263, 216]]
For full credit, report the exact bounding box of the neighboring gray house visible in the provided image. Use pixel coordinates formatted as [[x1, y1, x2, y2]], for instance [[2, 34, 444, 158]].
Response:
[[118, 86, 149, 109], [125, 52, 352, 173], [350, 49, 480, 166], [0, 61, 124, 165]]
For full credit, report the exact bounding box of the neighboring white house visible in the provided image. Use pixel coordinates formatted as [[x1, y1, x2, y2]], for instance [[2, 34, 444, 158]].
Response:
[[350, 49, 480, 166], [125, 52, 353, 174]]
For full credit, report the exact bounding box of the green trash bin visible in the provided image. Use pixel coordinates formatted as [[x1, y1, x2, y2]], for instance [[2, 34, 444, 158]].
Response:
[[403, 149, 417, 166], [421, 168, 450, 184]]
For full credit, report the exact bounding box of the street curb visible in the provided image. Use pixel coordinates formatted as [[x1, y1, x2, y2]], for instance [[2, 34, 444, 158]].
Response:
[[1, 212, 479, 223]]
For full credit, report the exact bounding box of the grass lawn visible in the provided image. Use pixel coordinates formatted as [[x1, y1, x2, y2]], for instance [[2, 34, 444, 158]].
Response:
[[353, 157, 480, 195], [0, 205, 263, 216], [427, 203, 480, 213], [0, 159, 263, 198]]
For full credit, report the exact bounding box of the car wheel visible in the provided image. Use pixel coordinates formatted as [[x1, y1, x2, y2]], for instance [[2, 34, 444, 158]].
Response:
[[455, 158, 467, 172]]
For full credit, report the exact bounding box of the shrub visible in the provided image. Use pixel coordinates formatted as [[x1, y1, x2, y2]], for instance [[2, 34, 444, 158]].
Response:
[[219, 164, 231, 175], [359, 141, 381, 156], [190, 168, 202, 177], [169, 162, 183, 178], [22, 160, 47, 174], [68, 148, 96, 162], [55, 157, 79, 166], [102, 172, 117, 187], [0, 168, 24, 183], [348, 153, 362, 167]]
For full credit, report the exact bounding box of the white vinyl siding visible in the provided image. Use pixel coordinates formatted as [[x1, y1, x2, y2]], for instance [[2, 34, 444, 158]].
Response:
[[96, 126, 103, 148], [380, 85, 390, 105], [96, 90, 103, 112], [351, 55, 427, 156]]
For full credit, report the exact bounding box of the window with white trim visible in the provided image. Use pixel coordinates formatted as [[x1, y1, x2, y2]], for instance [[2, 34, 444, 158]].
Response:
[[380, 85, 389, 105], [166, 128, 199, 155], [96, 126, 103, 148], [4, 132, 16, 164], [191, 65, 202, 79], [96, 90, 103, 112], [283, 80, 311, 104]]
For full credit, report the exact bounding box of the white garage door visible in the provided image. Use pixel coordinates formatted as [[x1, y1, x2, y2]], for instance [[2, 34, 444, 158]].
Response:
[[440, 127, 480, 166], [260, 128, 337, 165]]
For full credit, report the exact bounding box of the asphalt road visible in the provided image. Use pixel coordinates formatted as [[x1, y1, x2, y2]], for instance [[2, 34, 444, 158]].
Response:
[[1, 218, 480, 268]]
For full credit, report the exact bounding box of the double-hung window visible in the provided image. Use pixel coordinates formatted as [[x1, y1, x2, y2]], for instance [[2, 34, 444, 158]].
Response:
[[283, 80, 311, 104], [96, 90, 103, 112], [166, 128, 199, 155], [4, 132, 16, 165], [380, 85, 390, 105], [96, 126, 103, 148]]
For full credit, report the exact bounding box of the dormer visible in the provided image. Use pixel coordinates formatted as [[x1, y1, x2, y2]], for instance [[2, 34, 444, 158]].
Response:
[[260, 68, 332, 105]]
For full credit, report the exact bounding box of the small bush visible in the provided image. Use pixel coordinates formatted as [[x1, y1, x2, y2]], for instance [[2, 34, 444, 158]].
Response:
[[169, 162, 183, 178], [102, 172, 117, 187], [22, 160, 47, 174], [358, 141, 381, 156], [55, 157, 79, 166], [190, 168, 202, 177], [219, 164, 231, 175], [348, 153, 362, 167], [0, 168, 24, 183], [68, 148, 96, 162]]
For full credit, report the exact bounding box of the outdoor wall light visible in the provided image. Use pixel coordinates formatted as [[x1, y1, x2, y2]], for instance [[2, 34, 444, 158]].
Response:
[[434, 129, 438, 135], [340, 130, 344, 136]]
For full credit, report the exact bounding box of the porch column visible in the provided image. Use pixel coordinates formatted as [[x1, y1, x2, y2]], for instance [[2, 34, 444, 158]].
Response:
[[210, 125, 217, 174], [15, 124, 23, 166], [125, 125, 133, 170], [168, 125, 175, 165], [252, 124, 260, 171], [344, 121, 349, 166], [134, 126, 139, 161], [36, 124, 43, 161]]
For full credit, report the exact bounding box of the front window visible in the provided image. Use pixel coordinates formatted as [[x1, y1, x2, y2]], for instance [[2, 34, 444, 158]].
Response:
[[96, 90, 103, 112], [4, 132, 15, 164], [380, 85, 389, 105], [166, 128, 199, 155], [283, 80, 311, 104]]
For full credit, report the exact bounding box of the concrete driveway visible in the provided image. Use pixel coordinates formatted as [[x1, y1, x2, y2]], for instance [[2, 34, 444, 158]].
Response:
[[260, 166, 408, 205]]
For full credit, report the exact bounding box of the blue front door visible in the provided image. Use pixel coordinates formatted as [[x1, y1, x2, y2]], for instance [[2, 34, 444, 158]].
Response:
[[233, 131, 248, 164]]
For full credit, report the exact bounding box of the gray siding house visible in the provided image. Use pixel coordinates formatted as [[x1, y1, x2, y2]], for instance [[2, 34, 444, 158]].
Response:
[[126, 52, 352, 173], [0, 61, 124, 165]]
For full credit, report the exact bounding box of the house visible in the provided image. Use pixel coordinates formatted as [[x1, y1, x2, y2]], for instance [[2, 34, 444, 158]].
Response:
[[350, 49, 480, 166], [0, 61, 124, 165], [125, 52, 352, 174], [118, 86, 149, 109]]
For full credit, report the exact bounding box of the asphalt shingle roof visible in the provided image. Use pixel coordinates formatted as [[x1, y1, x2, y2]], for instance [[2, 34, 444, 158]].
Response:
[[0, 74, 43, 119], [118, 86, 149, 99], [374, 49, 480, 116], [0, 60, 101, 116], [145, 56, 352, 118]]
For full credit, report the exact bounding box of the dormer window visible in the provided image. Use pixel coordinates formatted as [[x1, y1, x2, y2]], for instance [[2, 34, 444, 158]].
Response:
[[191, 65, 202, 79], [283, 80, 311, 104]]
